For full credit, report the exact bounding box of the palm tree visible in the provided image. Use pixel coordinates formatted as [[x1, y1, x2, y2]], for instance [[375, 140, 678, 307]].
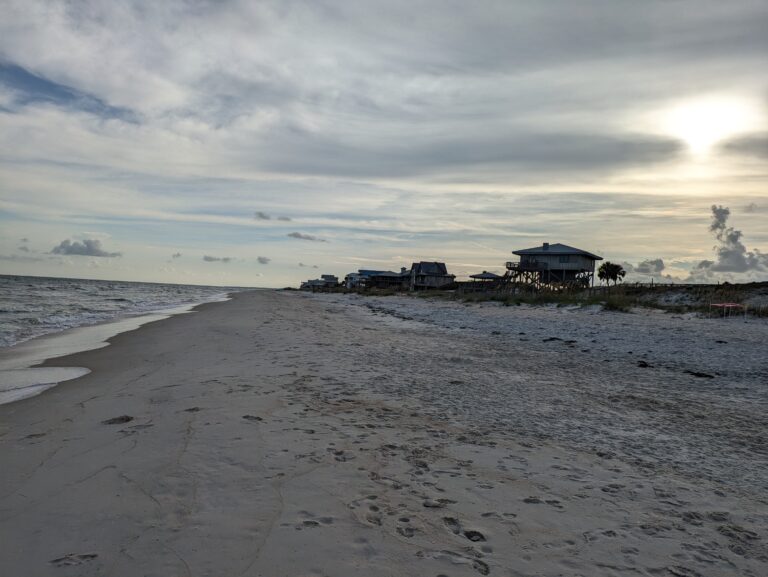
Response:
[[598, 261, 626, 286]]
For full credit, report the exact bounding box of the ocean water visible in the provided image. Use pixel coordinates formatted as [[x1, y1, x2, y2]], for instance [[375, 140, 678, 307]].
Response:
[[0, 275, 241, 348]]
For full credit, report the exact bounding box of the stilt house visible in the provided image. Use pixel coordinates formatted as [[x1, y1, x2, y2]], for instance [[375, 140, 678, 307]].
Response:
[[506, 243, 602, 288]]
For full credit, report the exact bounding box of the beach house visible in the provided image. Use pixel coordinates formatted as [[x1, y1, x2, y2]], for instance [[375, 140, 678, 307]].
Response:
[[300, 274, 339, 290], [344, 268, 410, 290], [506, 243, 602, 287], [409, 262, 455, 290]]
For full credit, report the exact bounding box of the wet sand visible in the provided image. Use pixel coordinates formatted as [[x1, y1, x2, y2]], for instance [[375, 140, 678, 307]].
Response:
[[0, 290, 766, 576]]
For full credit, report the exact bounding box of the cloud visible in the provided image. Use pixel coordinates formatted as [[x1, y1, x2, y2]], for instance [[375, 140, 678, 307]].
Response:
[[744, 202, 759, 213], [20, 237, 28, 242], [51, 238, 121, 257], [1, 2, 767, 287], [721, 133, 768, 159], [693, 205, 768, 275], [18, 245, 29, 252], [202, 255, 231, 263], [634, 258, 665, 275], [252, 129, 683, 179], [255, 211, 292, 221], [298, 262, 319, 268], [0, 253, 43, 262], [172, 252, 182, 258], [257, 256, 271, 264], [288, 232, 327, 242]]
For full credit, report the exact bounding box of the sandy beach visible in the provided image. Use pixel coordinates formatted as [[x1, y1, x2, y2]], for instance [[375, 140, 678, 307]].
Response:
[[1, 290, 766, 577]]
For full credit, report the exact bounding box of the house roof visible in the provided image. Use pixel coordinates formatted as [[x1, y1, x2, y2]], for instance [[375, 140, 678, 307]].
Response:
[[512, 243, 602, 260], [411, 261, 452, 276], [358, 269, 388, 277], [370, 271, 408, 278], [469, 271, 502, 280]]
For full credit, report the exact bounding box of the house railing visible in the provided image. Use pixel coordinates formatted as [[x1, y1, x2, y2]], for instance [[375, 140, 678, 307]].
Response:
[[505, 261, 548, 271]]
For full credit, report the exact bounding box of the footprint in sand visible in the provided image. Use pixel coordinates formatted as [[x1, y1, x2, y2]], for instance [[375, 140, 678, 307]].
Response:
[[102, 415, 133, 425], [443, 516, 462, 534], [49, 553, 98, 567], [295, 511, 335, 530], [464, 530, 486, 542], [417, 550, 489, 576], [349, 497, 384, 526]]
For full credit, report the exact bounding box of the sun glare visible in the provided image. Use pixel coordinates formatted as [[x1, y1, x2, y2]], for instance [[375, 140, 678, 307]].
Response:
[[660, 96, 764, 155]]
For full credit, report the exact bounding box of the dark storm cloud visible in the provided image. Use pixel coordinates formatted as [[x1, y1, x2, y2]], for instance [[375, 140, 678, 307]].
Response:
[[288, 232, 327, 242], [202, 255, 232, 263], [721, 133, 768, 159], [257, 256, 271, 264], [51, 238, 121, 257]]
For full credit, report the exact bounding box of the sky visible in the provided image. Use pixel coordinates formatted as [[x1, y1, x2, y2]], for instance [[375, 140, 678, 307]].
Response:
[[1, 0, 767, 287]]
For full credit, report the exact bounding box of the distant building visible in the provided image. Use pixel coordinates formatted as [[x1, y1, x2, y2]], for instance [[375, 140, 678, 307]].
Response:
[[300, 274, 339, 290], [344, 268, 410, 290], [469, 271, 502, 282], [506, 242, 602, 287], [410, 262, 455, 290], [344, 272, 364, 289], [368, 268, 410, 290]]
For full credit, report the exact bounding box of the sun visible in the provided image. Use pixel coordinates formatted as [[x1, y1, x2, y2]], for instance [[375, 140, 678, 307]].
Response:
[[660, 96, 763, 155]]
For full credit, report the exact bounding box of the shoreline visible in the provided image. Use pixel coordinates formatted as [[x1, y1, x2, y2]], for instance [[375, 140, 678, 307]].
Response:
[[1, 290, 765, 576], [0, 292, 241, 405]]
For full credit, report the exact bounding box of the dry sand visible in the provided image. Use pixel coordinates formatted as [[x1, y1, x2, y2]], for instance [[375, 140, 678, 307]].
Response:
[[0, 290, 766, 576]]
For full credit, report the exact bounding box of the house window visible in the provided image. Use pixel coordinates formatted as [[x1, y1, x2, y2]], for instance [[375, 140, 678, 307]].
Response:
[[558, 255, 570, 263]]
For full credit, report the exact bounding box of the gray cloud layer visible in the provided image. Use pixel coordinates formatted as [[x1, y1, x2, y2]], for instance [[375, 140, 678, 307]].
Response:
[[51, 238, 121, 257], [722, 133, 768, 159], [253, 131, 683, 179], [3, 1, 763, 183]]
